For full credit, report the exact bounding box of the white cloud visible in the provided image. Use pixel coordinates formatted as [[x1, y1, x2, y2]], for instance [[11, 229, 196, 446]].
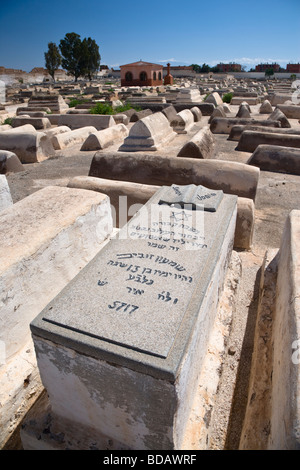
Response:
[[158, 58, 190, 64]]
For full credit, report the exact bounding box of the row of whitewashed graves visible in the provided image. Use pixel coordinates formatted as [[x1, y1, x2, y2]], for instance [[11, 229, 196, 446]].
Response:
[[0, 80, 299, 449], [0, 73, 286, 115], [2, 86, 300, 175]]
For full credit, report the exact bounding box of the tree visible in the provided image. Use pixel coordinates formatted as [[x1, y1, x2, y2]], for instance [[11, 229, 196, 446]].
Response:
[[190, 63, 212, 73], [59, 33, 101, 82], [191, 64, 200, 73], [201, 63, 211, 73], [80, 37, 101, 81], [44, 42, 61, 81], [265, 68, 274, 78], [59, 32, 83, 82]]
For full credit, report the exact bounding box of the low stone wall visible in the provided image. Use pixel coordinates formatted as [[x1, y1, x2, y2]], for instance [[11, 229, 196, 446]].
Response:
[[0, 129, 55, 163], [237, 131, 300, 153], [57, 114, 116, 130], [0, 186, 114, 449], [268, 210, 300, 449], [210, 117, 281, 134], [88, 152, 260, 201], [248, 145, 300, 175], [0, 186, 113, 361]]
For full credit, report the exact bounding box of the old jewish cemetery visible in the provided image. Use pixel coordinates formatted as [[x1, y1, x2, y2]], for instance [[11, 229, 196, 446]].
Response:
[[0, 62, 300, 451]]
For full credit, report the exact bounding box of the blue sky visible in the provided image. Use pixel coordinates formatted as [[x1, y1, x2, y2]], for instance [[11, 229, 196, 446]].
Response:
[[0, 0, 299, 72]]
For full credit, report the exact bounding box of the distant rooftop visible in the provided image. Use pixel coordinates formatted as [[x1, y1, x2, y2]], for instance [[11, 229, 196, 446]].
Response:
[[120, 60, 163, 68]]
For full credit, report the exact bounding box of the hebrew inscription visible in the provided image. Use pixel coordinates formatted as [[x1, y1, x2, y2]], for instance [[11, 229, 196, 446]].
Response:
[[43, 186, 232, 359]]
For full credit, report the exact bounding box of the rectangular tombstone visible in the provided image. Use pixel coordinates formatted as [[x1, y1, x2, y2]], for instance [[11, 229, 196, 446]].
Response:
[[16, 106, 52, 115], [277, 105, 300, 119], [0, 186, 113, 362], [0, 130, 55, 163], [45, 114, 60, 125], [88, 152, 259, 200], [270, 94, 293, 106], [210, 117, 281, 134], [18, 111, 47, 117], [248, 145, 300, 175], [229, 125, 300, 142], [0, 186, 114, 448], [174, 103, 214, 116], [233, 92, 258, 98], [175, 88, 203, 104], [57, 114, 115, 130], [126, 103, 214, 116], [268, 210, 300, 449], [230, 97, 259, 105], [30, 184, 237, 450], [237, 131, 300, 153], [28, 95, 68, 113], [11, 117, 51, 130]]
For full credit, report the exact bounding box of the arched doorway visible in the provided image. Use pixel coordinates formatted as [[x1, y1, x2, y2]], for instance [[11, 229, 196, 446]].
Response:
[[140, 71, 147, 82], [125, 71, 133, 82]]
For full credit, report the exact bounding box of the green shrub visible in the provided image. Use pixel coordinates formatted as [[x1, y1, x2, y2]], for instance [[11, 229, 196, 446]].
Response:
[[89, 102, 114, 115], [114, 103, 142, 114], [68, 97, 90, 108], [89, 102, 142, 115], [222, 92, 233, 104], [2, 117, 13, 126]]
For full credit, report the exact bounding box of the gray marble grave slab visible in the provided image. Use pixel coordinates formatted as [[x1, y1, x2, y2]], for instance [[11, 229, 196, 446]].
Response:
[[31, 185, 237, 379], [159, 184, 223, 211]]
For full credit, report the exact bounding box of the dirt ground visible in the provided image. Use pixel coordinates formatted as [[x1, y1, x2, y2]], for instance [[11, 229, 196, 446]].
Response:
[[4, 106, 300, 449]]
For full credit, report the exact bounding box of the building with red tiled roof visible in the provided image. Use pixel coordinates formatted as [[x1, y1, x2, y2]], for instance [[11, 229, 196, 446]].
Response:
[[120, 61, 163, 87]]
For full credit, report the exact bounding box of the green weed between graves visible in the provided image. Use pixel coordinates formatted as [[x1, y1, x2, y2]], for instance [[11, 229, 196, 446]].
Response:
[[1, 117, 13, 125], [222, 92, 233, 103], [68, 97, 91, 108], [89, 102, 142, 115]]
